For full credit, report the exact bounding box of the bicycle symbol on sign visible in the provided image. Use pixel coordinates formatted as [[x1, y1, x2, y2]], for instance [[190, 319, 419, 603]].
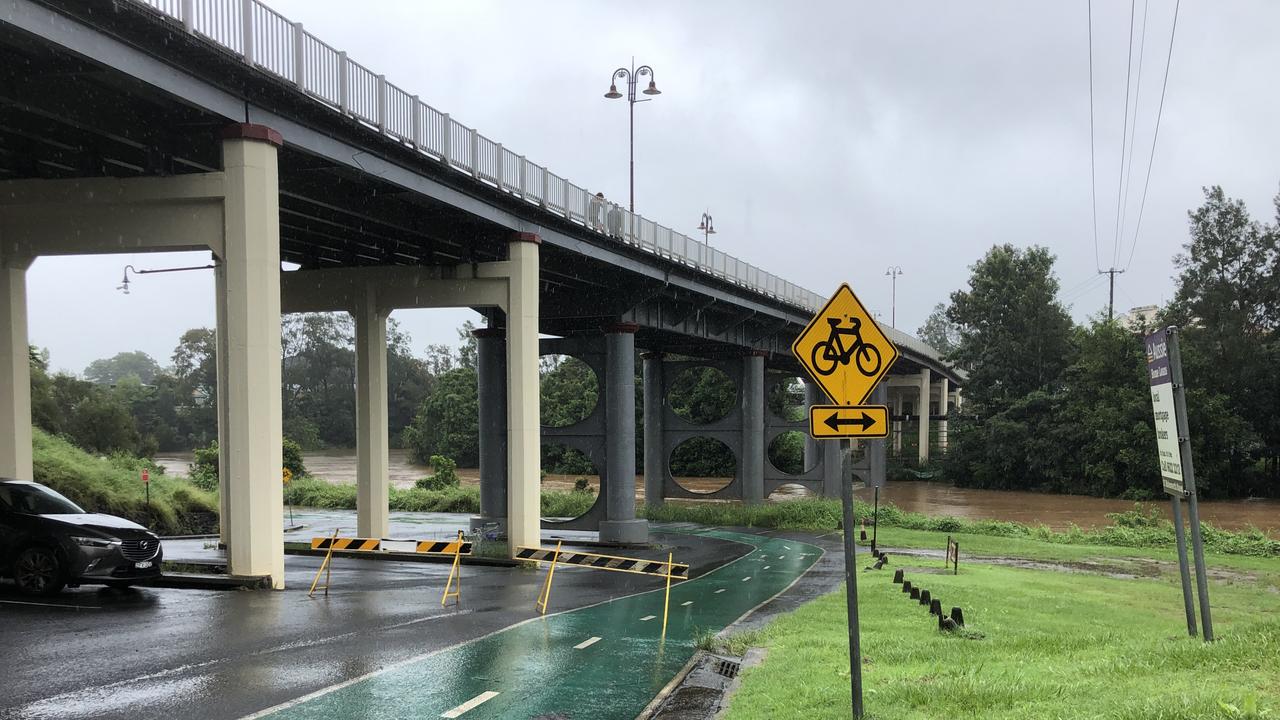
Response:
[[810, 315, 882, 378]]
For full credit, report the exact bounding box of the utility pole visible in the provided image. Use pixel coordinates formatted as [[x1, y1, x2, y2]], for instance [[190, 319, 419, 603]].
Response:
[[1100, 267, 1125, 321]]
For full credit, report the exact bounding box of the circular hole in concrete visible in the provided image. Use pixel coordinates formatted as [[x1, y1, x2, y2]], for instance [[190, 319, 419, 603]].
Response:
[[768, 430, 813, 475], [540, 442, 599, 520], [768, 375, 808, 422], [540, 354, 599, 428], [670, 437, 736, 494], [667, 366, 735, 424]]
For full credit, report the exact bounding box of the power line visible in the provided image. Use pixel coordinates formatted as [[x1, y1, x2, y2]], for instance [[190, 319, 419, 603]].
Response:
[[1117, 0, 1150, 246], [1124, 0, 1182, 272], [1111, 0, 1137, 269], [1087, 0, 1101, 273]]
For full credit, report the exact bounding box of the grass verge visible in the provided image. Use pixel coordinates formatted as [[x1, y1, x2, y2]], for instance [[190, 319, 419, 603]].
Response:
[[32, 430, 218, 535], [640, 498, 1280, 558], [283, 476, 597, 519], [719, 559, 1280, 719]]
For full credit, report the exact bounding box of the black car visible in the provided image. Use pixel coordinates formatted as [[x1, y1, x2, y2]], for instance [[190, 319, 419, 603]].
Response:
[[0, 479, 163, 595]]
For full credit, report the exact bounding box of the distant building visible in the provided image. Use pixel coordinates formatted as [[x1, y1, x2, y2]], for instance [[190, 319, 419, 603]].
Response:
[[1117, 305, 1159, 332]]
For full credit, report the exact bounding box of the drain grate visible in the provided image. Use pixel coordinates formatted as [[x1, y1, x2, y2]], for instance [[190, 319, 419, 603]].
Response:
[[714, 658, 742, 679]]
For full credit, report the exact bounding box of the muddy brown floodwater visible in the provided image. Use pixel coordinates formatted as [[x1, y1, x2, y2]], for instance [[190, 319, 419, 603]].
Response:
[[152, 450, 1280, 537]]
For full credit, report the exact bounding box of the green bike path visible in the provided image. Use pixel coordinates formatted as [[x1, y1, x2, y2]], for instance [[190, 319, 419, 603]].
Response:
[[258, 529, 822, 719]]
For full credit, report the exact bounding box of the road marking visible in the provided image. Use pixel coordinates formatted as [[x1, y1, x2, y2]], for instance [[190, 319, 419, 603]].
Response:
[[0, 600, 102, 610], [441, 691, 499, 718], [784, 545, 792, 550], [680, 601, 693, 607], [742, 576, 752, 582], [573, 636, 602, 650], [640, 615, 656, 621], [715, 589, 726, 594], [778, 555, 786, 559], [763, 566, 771, 570]]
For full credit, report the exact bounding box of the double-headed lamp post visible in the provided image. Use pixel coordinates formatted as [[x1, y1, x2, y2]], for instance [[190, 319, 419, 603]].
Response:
[[696, 211, 716, 244], [885, 266, 903, 328], [604, 60, 661, 212]]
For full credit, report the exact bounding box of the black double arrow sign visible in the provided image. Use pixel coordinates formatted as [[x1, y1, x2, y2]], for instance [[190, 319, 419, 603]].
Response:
[[808, 405, 889, 438], [823, 411, 878, 432]]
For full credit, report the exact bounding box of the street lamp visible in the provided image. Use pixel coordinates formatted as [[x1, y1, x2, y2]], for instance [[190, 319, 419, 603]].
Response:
[[696, 211, 716, 244], [885, 266, 903, 328], [604, 60, 661, 212]]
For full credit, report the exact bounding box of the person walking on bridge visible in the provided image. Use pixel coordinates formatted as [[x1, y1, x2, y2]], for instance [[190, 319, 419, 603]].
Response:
[[606, 200, 623, 239], [589, 192, 606, 232]]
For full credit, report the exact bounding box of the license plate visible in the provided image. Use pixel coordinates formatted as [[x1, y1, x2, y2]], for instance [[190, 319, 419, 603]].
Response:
[[134, 561, 153, 569]]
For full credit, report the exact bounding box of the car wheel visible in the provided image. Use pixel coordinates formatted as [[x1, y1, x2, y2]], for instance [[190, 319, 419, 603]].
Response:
[[14, 546, 65, 596]]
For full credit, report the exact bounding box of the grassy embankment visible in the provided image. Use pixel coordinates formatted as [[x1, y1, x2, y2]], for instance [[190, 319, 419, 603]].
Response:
[[32, 430, 218, 535], [715, 556, 1280, 719], [642, 498, 1280, 559], [283, 476, 597, 519]]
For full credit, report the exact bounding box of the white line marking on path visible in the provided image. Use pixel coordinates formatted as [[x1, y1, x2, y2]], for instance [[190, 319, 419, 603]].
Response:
[[640, 615, 656, 621], [715, 589, 726, 594], [784, 545, 792, 549], [0, 600, 102, 610], [681, 601, 693, 607], [742, 576, 752, 582], [778, 555, 786, 559], [441, 691, 499, 718], [574, 637, 602, 650], [763, 566, 771, 570]]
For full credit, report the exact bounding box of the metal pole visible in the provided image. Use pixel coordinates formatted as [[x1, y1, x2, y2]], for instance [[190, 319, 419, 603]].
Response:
[[839, 473, 865, 718], [871, 487, 879, 552], [890, 274, 896, 328], [628, 60, 636, 213], [1166, 327, 1213, 641], [1171, 496, 1198, 637]]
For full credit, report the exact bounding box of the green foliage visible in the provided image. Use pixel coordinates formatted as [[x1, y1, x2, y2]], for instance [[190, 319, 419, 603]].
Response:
[[402, 367, 479, 466], [541, 490, 598, 518], [31, 429, 218, 535], [668, 366, 735, 425], [946, 244, 1075, 410], [572, 477, 593, 494], [281, 476, 594, 518], [671, 437, 736, 478], [188, 438, 306, 492], [281, 438, 307, 478], [83, 350, 162, 385], [767, 430, 806, 475], [640, 499, 1280, 557], [539, 355, 598, 428], [415, 455, 459, 491]]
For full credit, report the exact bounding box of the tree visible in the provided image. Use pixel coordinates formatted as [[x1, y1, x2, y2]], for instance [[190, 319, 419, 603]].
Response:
[[84, 351, 163, 385], [917, 302, 960, 356], [402, 367, 479, 466], [946, 244, 1075, 411]]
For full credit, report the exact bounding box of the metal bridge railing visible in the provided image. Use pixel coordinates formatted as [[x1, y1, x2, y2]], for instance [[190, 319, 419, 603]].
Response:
[[133, 0, 828, 314]]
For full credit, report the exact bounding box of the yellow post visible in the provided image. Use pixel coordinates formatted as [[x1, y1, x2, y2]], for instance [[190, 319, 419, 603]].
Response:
[[308, 529, 340, 598], [661, 551, 674, 636], [441, 530, 464, 607], [535, 540, 563, 615]]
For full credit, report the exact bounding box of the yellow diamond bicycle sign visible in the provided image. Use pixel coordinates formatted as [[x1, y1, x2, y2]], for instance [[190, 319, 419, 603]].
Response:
[[792, 283, 899, 406]]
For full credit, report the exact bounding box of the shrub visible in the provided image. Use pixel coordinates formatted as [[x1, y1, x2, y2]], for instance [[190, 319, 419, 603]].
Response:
[[573, 477, 594, 494], [188, 438, 307, 491], [416, 455, 459, 491]]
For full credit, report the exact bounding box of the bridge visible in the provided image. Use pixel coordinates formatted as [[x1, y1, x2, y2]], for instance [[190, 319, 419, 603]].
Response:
[[0, 0, 962, 587]]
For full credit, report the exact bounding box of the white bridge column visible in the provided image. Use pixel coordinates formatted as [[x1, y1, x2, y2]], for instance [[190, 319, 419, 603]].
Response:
[[917, 368, 931, 466], [219, 124, 285, 587], [354, 285, 389, 539], [891, 390, 903, 456], [0, 255, 33, 480], [506, 233, 541, 553], [938, 376, 950, 453]]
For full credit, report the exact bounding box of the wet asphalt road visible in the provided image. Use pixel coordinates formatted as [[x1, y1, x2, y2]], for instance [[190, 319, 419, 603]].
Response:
[[0, 525, 749, 720]]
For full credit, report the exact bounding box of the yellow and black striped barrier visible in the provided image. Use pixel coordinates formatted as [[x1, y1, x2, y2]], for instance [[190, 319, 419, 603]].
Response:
[[417, 539, 473, 555], [520, 545, 689, 630], [515, 546, 689, 579], [311, 536, 381, 552]]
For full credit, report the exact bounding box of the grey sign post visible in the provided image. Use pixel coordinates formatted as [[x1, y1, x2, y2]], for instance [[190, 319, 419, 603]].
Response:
[[1146, 327, 1213, 641]]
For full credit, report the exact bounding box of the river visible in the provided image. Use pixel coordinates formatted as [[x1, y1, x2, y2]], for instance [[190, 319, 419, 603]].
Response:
[[153, 450, 1280, 537]]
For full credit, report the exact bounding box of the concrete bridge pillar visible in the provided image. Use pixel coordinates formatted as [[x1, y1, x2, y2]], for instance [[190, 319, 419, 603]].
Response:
[[599, 323, 647, 543], [803, 382, 822, 472], [506, 233, 541, 552], [641, 352, 665, 508], [354, 286, 390, 539], [472, 325, 508, 533], [892, 390, 904, 455], [219, 124, 285, 587], [741, 351, 766, 504], [917, 368, 932, 466], [937, 376, 950, 454], [0, 255, 32, 481]]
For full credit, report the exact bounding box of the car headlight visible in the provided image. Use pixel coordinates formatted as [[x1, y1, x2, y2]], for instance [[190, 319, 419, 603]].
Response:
[[71, 535, 122, 548]]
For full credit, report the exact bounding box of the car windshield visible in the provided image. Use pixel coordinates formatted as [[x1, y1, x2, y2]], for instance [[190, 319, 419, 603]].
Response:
[[0, 483, 85, 515]]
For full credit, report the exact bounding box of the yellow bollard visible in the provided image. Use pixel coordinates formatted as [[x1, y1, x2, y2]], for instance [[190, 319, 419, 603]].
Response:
[[661, 551, 674, 636], [534, 540, 563, 615], [308, 528, 340, 598], [441, 530, 464, 607]]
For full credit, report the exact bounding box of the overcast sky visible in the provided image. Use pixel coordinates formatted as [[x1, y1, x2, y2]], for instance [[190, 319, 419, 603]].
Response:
[[28, 0, 1280, 374]]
